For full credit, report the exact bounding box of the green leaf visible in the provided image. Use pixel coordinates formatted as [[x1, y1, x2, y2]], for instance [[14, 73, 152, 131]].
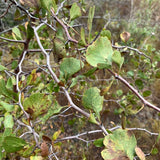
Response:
[[112, 50, 124, 68], [116, 89, 123, 97], [135, 79, 144, 90], [0, 101, 14, 112], [101, 129, 137, 160], [93, 138, 104, 147], [60, 58, 84, 80], [127, 71, 134, 77], [3, 128, 13, 137], [3, 136, 27, 153], [79, 27, 86, 46], [0, 64, 7, 71], [6, 77, 13, 89], [82, 87, 103, 119], [0, 146, 3, 160], [0, 79, 18, 101], [19, 144, 35, 157], [142, 90, 151, 97], [0, 117, 4, 128], [151, 147, 159, 155], [155, 69, 160, 78], [23, 93, 52, 119], [26, 24, 34, 39], [12, 27, 22, 40], [70, 2, 81, 21], [11, 60, 18, 69], [70, 75, 85, 88], [88, 113, 98, 124], [40, 0, 57, 12], [53, 38, 66, 59], [83, 67, 97, 77], [100, 29, 111, 40], [86, 37, 113, 68], [4, 113, 14, 128], [87, 6, 95, 43]]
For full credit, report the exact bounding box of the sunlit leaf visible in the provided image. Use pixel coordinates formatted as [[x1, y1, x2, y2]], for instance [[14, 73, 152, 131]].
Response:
[[12, 27, 22, 40], [30, 156, 43, 160], [70, 2, 81, 21], [52, 130, 61, 141], [86, 37, 113, 68], [6, 77, 13, 89], [0, 101, 14, 112], [0, 64, 7, 71], [4, 113, 14, 129]]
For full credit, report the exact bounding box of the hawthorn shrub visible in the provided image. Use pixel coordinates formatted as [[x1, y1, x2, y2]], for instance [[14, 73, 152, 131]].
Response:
[[0, 0, 160, 159]]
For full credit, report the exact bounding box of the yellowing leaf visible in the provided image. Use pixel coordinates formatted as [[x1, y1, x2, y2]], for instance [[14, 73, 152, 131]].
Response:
[[52, 130, 61, 141], [135, 147, 145, 160], [12, 27, 22, 40], [23, 93, 52, 119], [120, 31, 131, 42], [30, 156, 43, 160], [102, 129, 137, 160]]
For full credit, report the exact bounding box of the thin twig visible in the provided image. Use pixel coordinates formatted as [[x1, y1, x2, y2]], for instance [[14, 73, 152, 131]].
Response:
[[112, 45, 152, 62], [0, 36, 25, 43], [51, 8, 78, 44], [107, 69, 160, 112]]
